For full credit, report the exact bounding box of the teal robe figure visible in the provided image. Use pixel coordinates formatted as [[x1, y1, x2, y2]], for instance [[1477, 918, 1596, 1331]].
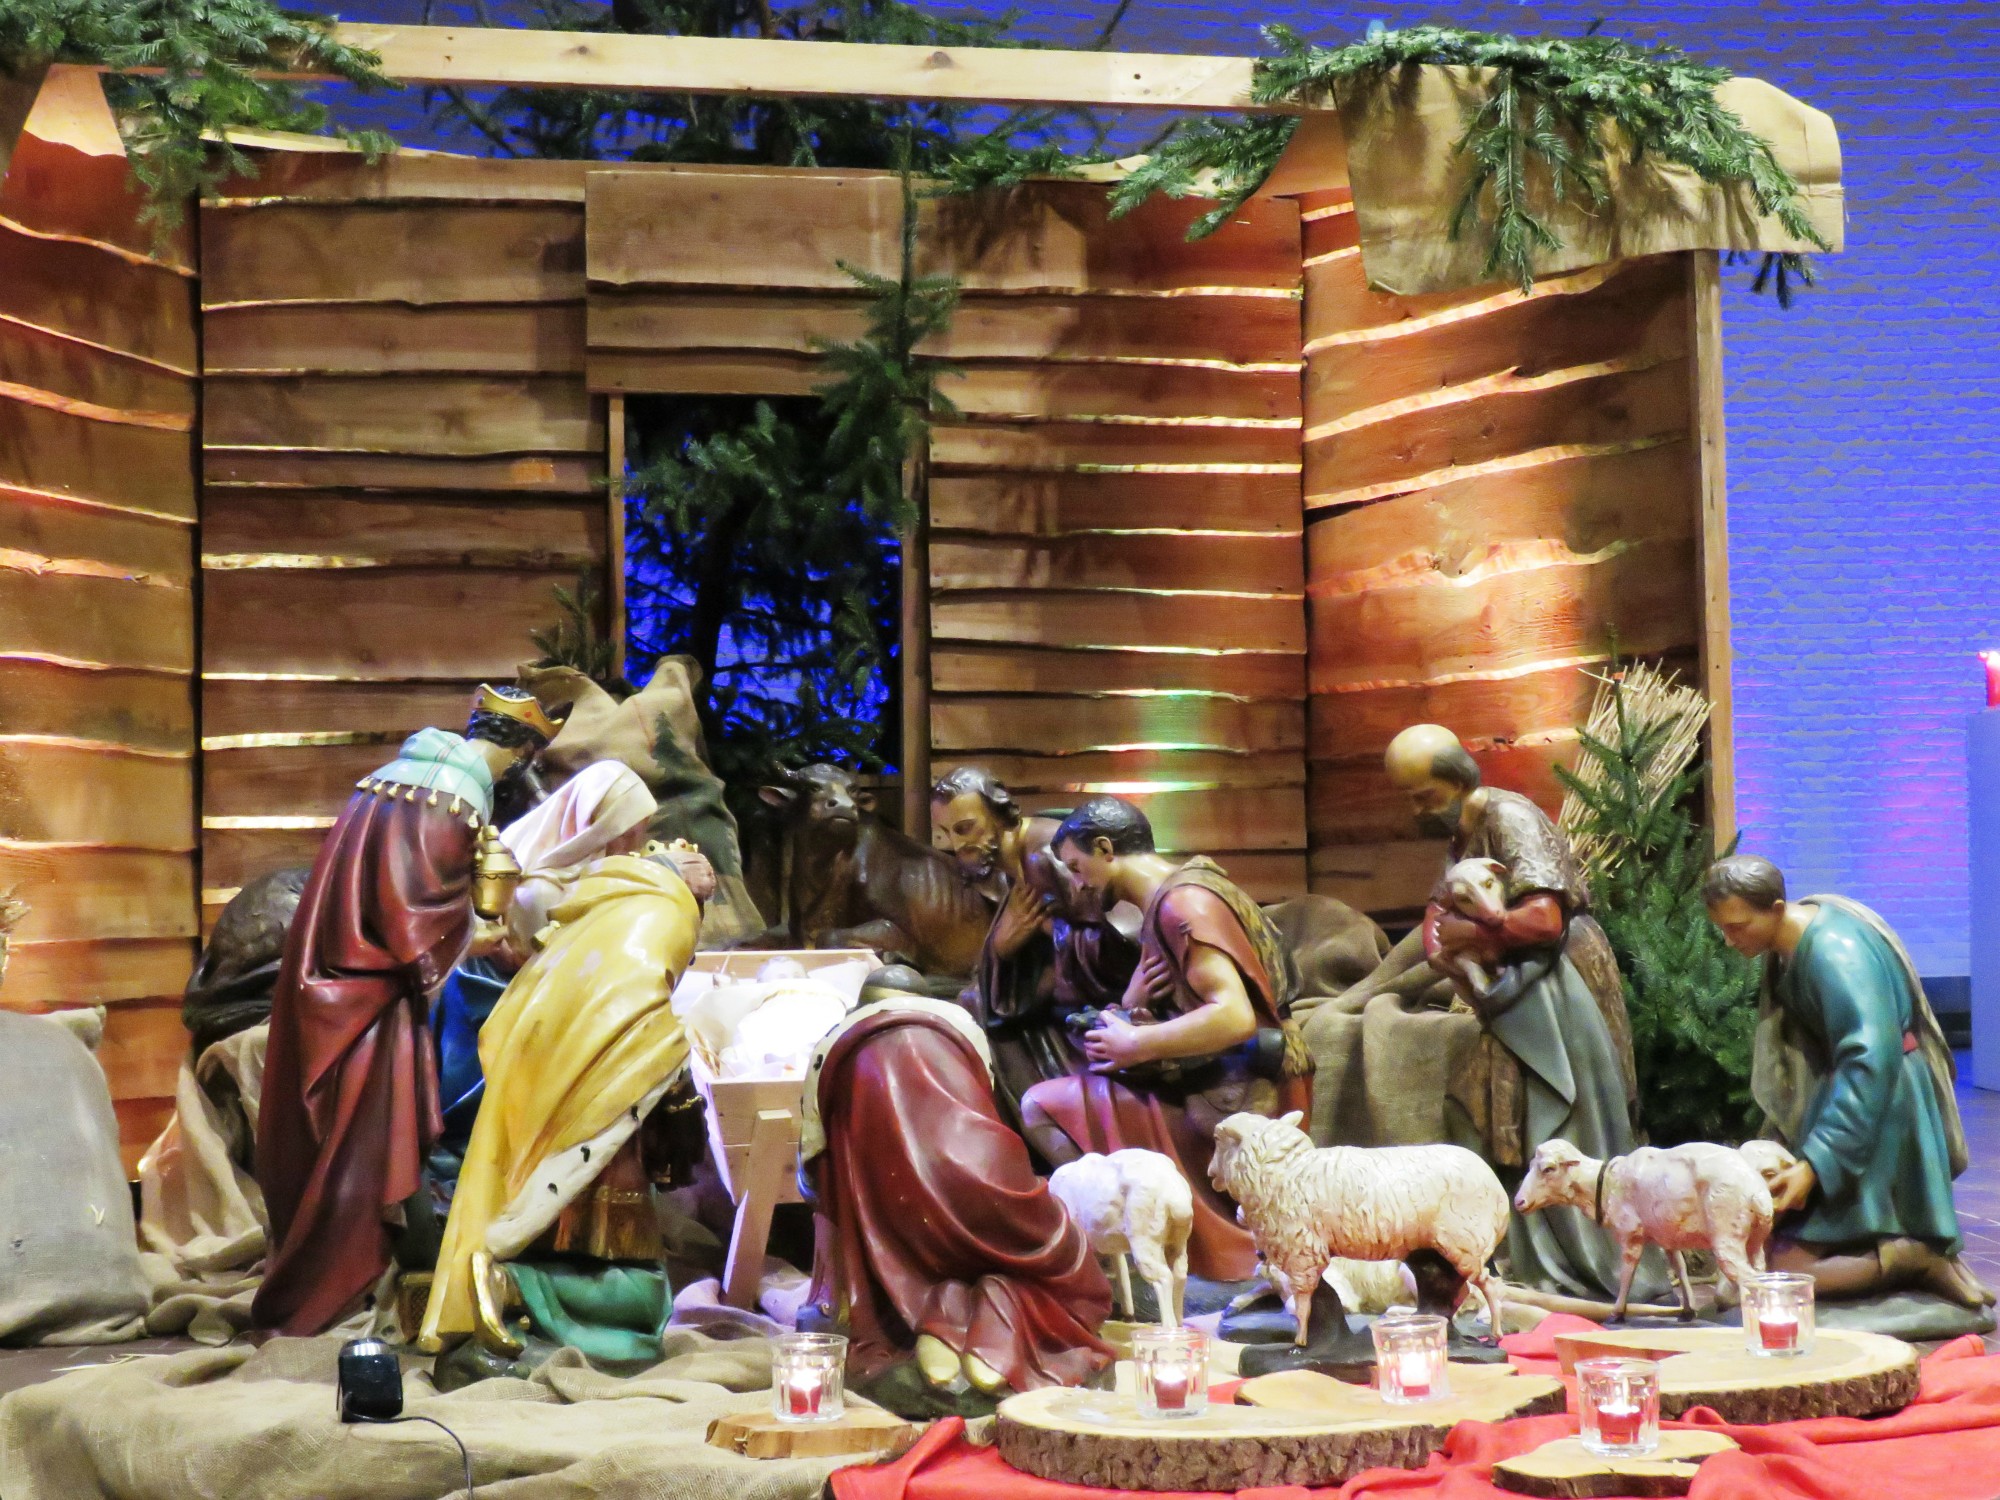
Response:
[[1754, 897, 1967, 1251]]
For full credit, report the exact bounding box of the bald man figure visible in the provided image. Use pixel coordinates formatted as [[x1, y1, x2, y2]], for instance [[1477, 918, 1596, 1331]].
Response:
[[1338, 724, 1657, 1306]]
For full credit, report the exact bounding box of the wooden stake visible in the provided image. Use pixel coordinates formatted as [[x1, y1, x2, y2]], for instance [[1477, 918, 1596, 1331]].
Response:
[[607, 394, 627, 683], [1687, 250, 1735, 847], [901, 447, 932, 838]]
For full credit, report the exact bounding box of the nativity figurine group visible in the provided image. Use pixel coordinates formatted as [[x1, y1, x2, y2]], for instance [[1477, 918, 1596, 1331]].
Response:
[[150, 678, 1986, 1418]]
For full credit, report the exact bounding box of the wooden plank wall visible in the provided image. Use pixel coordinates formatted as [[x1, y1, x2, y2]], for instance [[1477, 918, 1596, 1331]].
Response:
[[1297, 189, 1704, 920], [0, 106, 200, 1168], [587, 171, 1308, 898], [199, 151, 603, 933]]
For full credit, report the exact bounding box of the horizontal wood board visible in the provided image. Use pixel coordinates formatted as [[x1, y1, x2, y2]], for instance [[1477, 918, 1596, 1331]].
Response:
[[1298, 186, 1708, 913], [198, 149, 603, 952], [0, 119, 199, 1160]]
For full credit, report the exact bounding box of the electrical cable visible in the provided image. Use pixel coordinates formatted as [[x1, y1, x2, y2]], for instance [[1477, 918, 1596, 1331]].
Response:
[[351, 1413, 476, 1498]]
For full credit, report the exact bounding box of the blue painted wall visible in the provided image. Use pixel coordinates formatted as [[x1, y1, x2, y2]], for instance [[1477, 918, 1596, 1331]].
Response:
[[319, 1, 2000, 974]]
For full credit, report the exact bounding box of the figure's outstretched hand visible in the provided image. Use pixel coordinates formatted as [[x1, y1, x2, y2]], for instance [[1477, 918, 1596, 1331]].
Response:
[[665, 845, 718, 903], [1768, 1158, 1817, 1216], [1085, 1012, 1149, 1073]]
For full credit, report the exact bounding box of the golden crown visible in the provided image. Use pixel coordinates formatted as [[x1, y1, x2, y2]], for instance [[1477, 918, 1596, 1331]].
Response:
[[471, 684, 564, 743]]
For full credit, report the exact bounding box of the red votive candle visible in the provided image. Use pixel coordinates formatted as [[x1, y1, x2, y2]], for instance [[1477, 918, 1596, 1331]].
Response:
[[786, 1371, 823, 1417], [1984, 651, 2000, 708], [1153, 1364, 1190, 1411], [1594, 1399, 1642, 1448], [1396, 1351, 1432, 1400], [1758, 1312, 1800, 1353]]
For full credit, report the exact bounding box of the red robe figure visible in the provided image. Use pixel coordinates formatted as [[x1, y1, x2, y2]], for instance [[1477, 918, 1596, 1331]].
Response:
[[1020, 797, 1311, 1284], [803, 999, 1113, 1400], [252, 687, 559, 1336]]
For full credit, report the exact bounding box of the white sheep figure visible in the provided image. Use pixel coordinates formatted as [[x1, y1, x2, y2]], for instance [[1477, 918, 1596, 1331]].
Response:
[[1208, 1111, 1509, 1348], [1514, 1138, 1774, 1322], [1047, 1149, 1194, 1328]]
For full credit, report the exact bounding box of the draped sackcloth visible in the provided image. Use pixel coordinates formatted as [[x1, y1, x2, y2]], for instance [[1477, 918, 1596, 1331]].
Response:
[[1020, 857, 1310, 1283], [422, 855, 701, 1346], [252, 730, 488, 1336], [804, 1003, 1113, 1391]]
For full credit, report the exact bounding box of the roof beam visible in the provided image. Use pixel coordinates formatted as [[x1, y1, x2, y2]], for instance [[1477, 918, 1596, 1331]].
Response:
[[324, 25, 1288, 113]]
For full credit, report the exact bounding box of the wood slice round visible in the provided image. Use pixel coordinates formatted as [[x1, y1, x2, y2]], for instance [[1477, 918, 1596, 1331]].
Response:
[[1552, 1327, 1919, 1423], [996, 1363, 1563, 1492], [1494, 1431, 1740, 1498], [705, 1405, 924, 1460]]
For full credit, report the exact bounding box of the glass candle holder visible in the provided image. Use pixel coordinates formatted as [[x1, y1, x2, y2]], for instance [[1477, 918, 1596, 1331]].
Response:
[[1575, 1357, 1660, 1457], [1132, 1326, 1208, 1419], [1372, 1312, 1450, 1404], [1742, 1272, 1816, 1357], [771, 1332, 846, 1423]]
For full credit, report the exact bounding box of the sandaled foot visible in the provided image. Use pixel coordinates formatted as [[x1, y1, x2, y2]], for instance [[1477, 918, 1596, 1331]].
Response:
[[964, 1352, 1011, 1395], [915, 1334, 966, 1391], [470, 1250, 525, 1358]]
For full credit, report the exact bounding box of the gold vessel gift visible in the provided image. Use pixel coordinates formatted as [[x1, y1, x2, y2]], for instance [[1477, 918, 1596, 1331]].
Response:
[[471, 823, 523, 919]]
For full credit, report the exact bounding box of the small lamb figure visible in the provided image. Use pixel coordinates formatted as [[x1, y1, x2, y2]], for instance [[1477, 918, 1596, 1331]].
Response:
[[1047, 1149, 1194, 1328], [1424, 857, 1559, 1011], [1514, 1138, 1773, 1321], [1208, 1111, 1508, 1346]]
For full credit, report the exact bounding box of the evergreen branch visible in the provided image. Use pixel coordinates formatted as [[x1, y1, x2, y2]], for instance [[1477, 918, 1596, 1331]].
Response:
[[5, 0, 393, 232], [1110, 21, 1825, 305]]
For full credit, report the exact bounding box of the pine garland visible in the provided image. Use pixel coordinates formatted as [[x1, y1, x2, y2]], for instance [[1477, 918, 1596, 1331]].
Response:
[[2, 0, 391, 227], [1555, 664, 1762, 1144], [1108, 22, 1829, 304]]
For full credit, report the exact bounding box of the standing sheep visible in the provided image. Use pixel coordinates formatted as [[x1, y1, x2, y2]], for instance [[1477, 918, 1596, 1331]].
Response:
[[1208, 1111, 1508, 1347], [1513, 1139, 1773, 1322], [1047, 1149, 1194, 1328]]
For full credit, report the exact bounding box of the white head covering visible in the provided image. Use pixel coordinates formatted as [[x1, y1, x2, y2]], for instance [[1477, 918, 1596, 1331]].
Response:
[[500, 760, 657, 876]]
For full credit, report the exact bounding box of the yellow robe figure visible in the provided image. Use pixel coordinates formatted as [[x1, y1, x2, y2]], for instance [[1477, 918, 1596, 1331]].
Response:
[[421, 854, 700, 1345]]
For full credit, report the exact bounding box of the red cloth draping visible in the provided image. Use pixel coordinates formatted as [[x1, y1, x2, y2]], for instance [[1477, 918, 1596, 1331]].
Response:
[[253, 789, 475, 1335], [835, 1321, 2000, 1500]]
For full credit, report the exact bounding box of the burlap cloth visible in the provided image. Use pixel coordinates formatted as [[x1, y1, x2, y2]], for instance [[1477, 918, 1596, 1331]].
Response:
[[137, 1025, 271, 1345], [0, 1329, 874, 1500], [0, 1010, 148, 1345]]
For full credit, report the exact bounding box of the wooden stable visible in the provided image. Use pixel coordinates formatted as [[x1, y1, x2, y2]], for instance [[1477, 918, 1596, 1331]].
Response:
[[0, 34, 1833, 1162]]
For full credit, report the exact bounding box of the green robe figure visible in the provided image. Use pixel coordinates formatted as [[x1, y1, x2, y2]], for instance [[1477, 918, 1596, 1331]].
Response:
[[1706, 856, 1991, 1312]]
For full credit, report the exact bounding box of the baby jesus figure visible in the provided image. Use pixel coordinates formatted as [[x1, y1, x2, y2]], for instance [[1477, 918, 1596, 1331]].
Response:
[[1423, 857, 1559, 1014]]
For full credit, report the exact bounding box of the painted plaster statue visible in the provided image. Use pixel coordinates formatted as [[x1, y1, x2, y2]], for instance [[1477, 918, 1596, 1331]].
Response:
[[421, 843, 714, 1360], [929, 766, 1141, 1121], [757, 763, 991, 974], [1426, 856, 1559, 1011], [252, 686, 558, 1337], [1514, 1139, 1773, 1322], [1310, 725, 1651, 1305], [1703, 855, 1993, 1312], [1018, 797, 1312, 1283], [801, 996, 1113, 1411], [431, 762, 658, 1174]]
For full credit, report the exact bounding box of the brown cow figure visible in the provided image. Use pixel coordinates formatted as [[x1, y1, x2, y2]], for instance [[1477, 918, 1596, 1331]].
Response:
[[756, 764, 991, 978]]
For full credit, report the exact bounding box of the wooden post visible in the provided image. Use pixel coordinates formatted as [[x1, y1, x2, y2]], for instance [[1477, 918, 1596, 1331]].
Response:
[[607, 394, 628, 683], [900, 448, 931, 838], [1687, 251, 1735, 846], [721, 1107, 795, 1311]]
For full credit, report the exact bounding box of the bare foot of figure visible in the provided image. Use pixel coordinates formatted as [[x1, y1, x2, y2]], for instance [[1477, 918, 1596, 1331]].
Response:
[[1923, 1250, 1997, 1309]]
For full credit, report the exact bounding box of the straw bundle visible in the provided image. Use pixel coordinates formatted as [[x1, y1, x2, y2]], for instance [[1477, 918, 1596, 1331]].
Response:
[[1557, 662, 1711, 882]]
